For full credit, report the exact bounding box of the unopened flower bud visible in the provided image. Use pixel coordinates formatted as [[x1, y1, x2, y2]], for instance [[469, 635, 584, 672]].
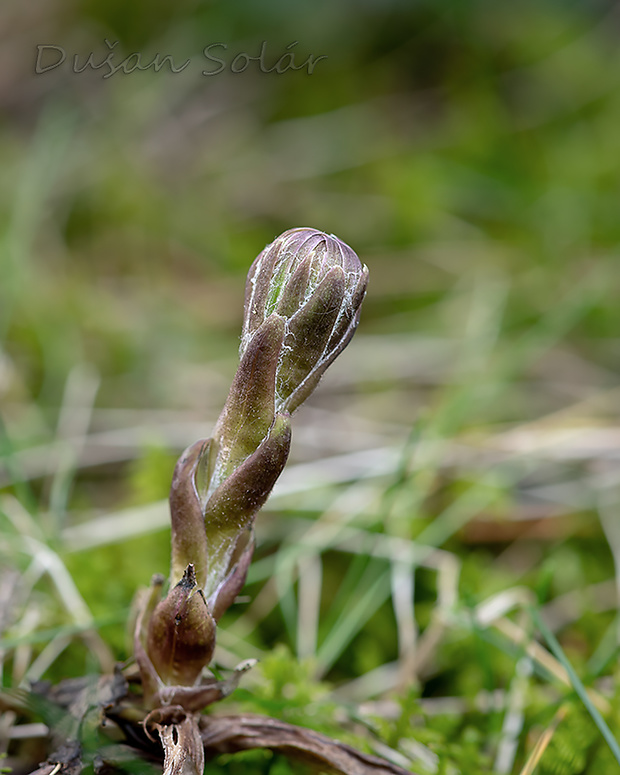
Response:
[[241, 228, 368, 414]]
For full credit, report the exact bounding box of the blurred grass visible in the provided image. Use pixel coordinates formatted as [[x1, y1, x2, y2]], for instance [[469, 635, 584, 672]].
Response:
[[2, 0, 620, 772]]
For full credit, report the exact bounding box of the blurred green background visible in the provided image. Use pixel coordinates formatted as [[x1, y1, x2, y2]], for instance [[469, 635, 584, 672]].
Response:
[[2, 1, 620, 773]]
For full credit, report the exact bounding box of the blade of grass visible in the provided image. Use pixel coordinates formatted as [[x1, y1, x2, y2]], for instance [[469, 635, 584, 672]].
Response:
[[296, 553, 322, 660], [390, 559, 416, 681], [0, 611, 129, 652], [494, 656, 532, 774], [587, 614, 620, 678], [316, 564, 392, 676], [318, 552, 376, 641], [531, 606, 620, 767], [273, 550, 299, 649], [47, 363, 100, 536]]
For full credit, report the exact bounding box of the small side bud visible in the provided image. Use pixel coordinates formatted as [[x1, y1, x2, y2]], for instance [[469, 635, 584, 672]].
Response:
[[146, 564, 216, 688]]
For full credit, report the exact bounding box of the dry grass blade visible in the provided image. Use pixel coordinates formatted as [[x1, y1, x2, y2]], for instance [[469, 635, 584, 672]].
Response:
[[518, 705, 569, 775]]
